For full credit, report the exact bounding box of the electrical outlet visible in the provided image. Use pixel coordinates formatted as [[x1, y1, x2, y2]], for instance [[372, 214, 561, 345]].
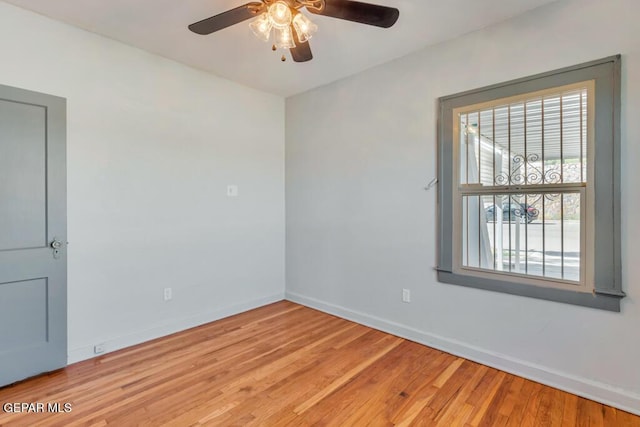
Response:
[[164, 287, 172, 301], [402, 288, 411, 303], [94, 343, 105, 354]]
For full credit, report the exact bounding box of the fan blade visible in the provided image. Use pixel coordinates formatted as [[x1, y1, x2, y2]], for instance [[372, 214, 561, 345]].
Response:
[[290, 26, 313, 62], [308, 0, 399, 28], [189, 2, 264, 35]]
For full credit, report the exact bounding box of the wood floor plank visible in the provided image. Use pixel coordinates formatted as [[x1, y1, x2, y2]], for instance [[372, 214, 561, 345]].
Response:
[[520, 383, 545, 427], [475, 371, 513, 427], [194, 325, 368, 425], [469, 370, 507, 426], [219, 326, 375, 426], [504, 379, 541, 427], [292, 335, 403, 414], [533, 385, 555, 426], [496, 374, 526, 419], [433, 357, 465, 388], [304, 341, 435, 426], [548, 388, 566, 427], [435, 364, 488, 426], [0, 301, 638, 427], [158, 329, 393, 426]]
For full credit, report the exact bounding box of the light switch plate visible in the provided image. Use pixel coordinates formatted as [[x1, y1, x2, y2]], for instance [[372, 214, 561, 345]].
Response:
[[227, 185, 239, 197]]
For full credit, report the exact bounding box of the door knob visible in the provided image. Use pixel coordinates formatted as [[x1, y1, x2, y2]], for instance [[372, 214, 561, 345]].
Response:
[[50, 238, 63, 259]]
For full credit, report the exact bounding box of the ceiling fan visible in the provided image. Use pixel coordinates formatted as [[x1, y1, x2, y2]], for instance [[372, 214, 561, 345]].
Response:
[[188, 0, 400, 62]]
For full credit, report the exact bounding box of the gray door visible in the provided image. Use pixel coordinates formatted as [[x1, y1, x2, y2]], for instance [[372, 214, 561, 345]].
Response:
[[0, 84, 67, 386]]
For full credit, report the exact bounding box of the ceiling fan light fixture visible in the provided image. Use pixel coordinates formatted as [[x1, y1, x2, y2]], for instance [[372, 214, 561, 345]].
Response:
[[292, 13, 317, 42], [275, 26, 296, 49], [249, 13, 273, 42], [268, 1, 293, 29], [190, 0, 399, 63]]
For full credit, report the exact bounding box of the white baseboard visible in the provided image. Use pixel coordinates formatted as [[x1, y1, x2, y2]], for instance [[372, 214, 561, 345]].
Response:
[[285, 291, 640, 416], [67, 292, 285, 364]]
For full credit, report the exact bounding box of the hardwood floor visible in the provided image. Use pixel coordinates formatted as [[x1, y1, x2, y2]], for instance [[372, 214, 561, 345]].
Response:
[[0, 301, 638, 426]]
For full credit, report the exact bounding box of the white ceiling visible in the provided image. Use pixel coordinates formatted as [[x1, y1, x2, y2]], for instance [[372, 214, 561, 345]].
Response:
[[4, 0, 558, 97]]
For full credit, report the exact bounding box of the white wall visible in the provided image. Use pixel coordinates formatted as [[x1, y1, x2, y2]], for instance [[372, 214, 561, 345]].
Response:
[[0, 2, 285, 362], [286, 0, 640, 414]]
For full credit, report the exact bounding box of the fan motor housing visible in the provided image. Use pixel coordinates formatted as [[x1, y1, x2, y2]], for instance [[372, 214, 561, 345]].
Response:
[[261, 0, 325, 12]]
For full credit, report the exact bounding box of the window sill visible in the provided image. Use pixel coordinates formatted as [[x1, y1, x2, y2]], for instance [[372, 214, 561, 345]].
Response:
[[437, 269, 624, 312]]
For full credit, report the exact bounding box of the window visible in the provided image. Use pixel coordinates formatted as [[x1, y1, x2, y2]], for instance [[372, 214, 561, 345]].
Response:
[[437, 56, 624, 311]]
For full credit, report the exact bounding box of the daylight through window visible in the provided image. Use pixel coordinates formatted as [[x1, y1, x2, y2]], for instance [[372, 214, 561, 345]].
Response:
[[455, 82, 592, 290]]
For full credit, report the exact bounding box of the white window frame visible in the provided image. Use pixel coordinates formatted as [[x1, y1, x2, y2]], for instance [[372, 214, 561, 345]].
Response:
[[437, 56, 624, 311]]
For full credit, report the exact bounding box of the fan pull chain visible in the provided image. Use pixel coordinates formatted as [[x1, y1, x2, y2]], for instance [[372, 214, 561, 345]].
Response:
[[271, 44, 286, 62]]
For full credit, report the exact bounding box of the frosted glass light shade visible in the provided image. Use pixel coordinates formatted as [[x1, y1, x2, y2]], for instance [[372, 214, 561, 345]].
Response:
[[268, 1, 292, 29], [249, 14, 272, 42], [292, 13, 317, 43], [275, 26, 296, 49]]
